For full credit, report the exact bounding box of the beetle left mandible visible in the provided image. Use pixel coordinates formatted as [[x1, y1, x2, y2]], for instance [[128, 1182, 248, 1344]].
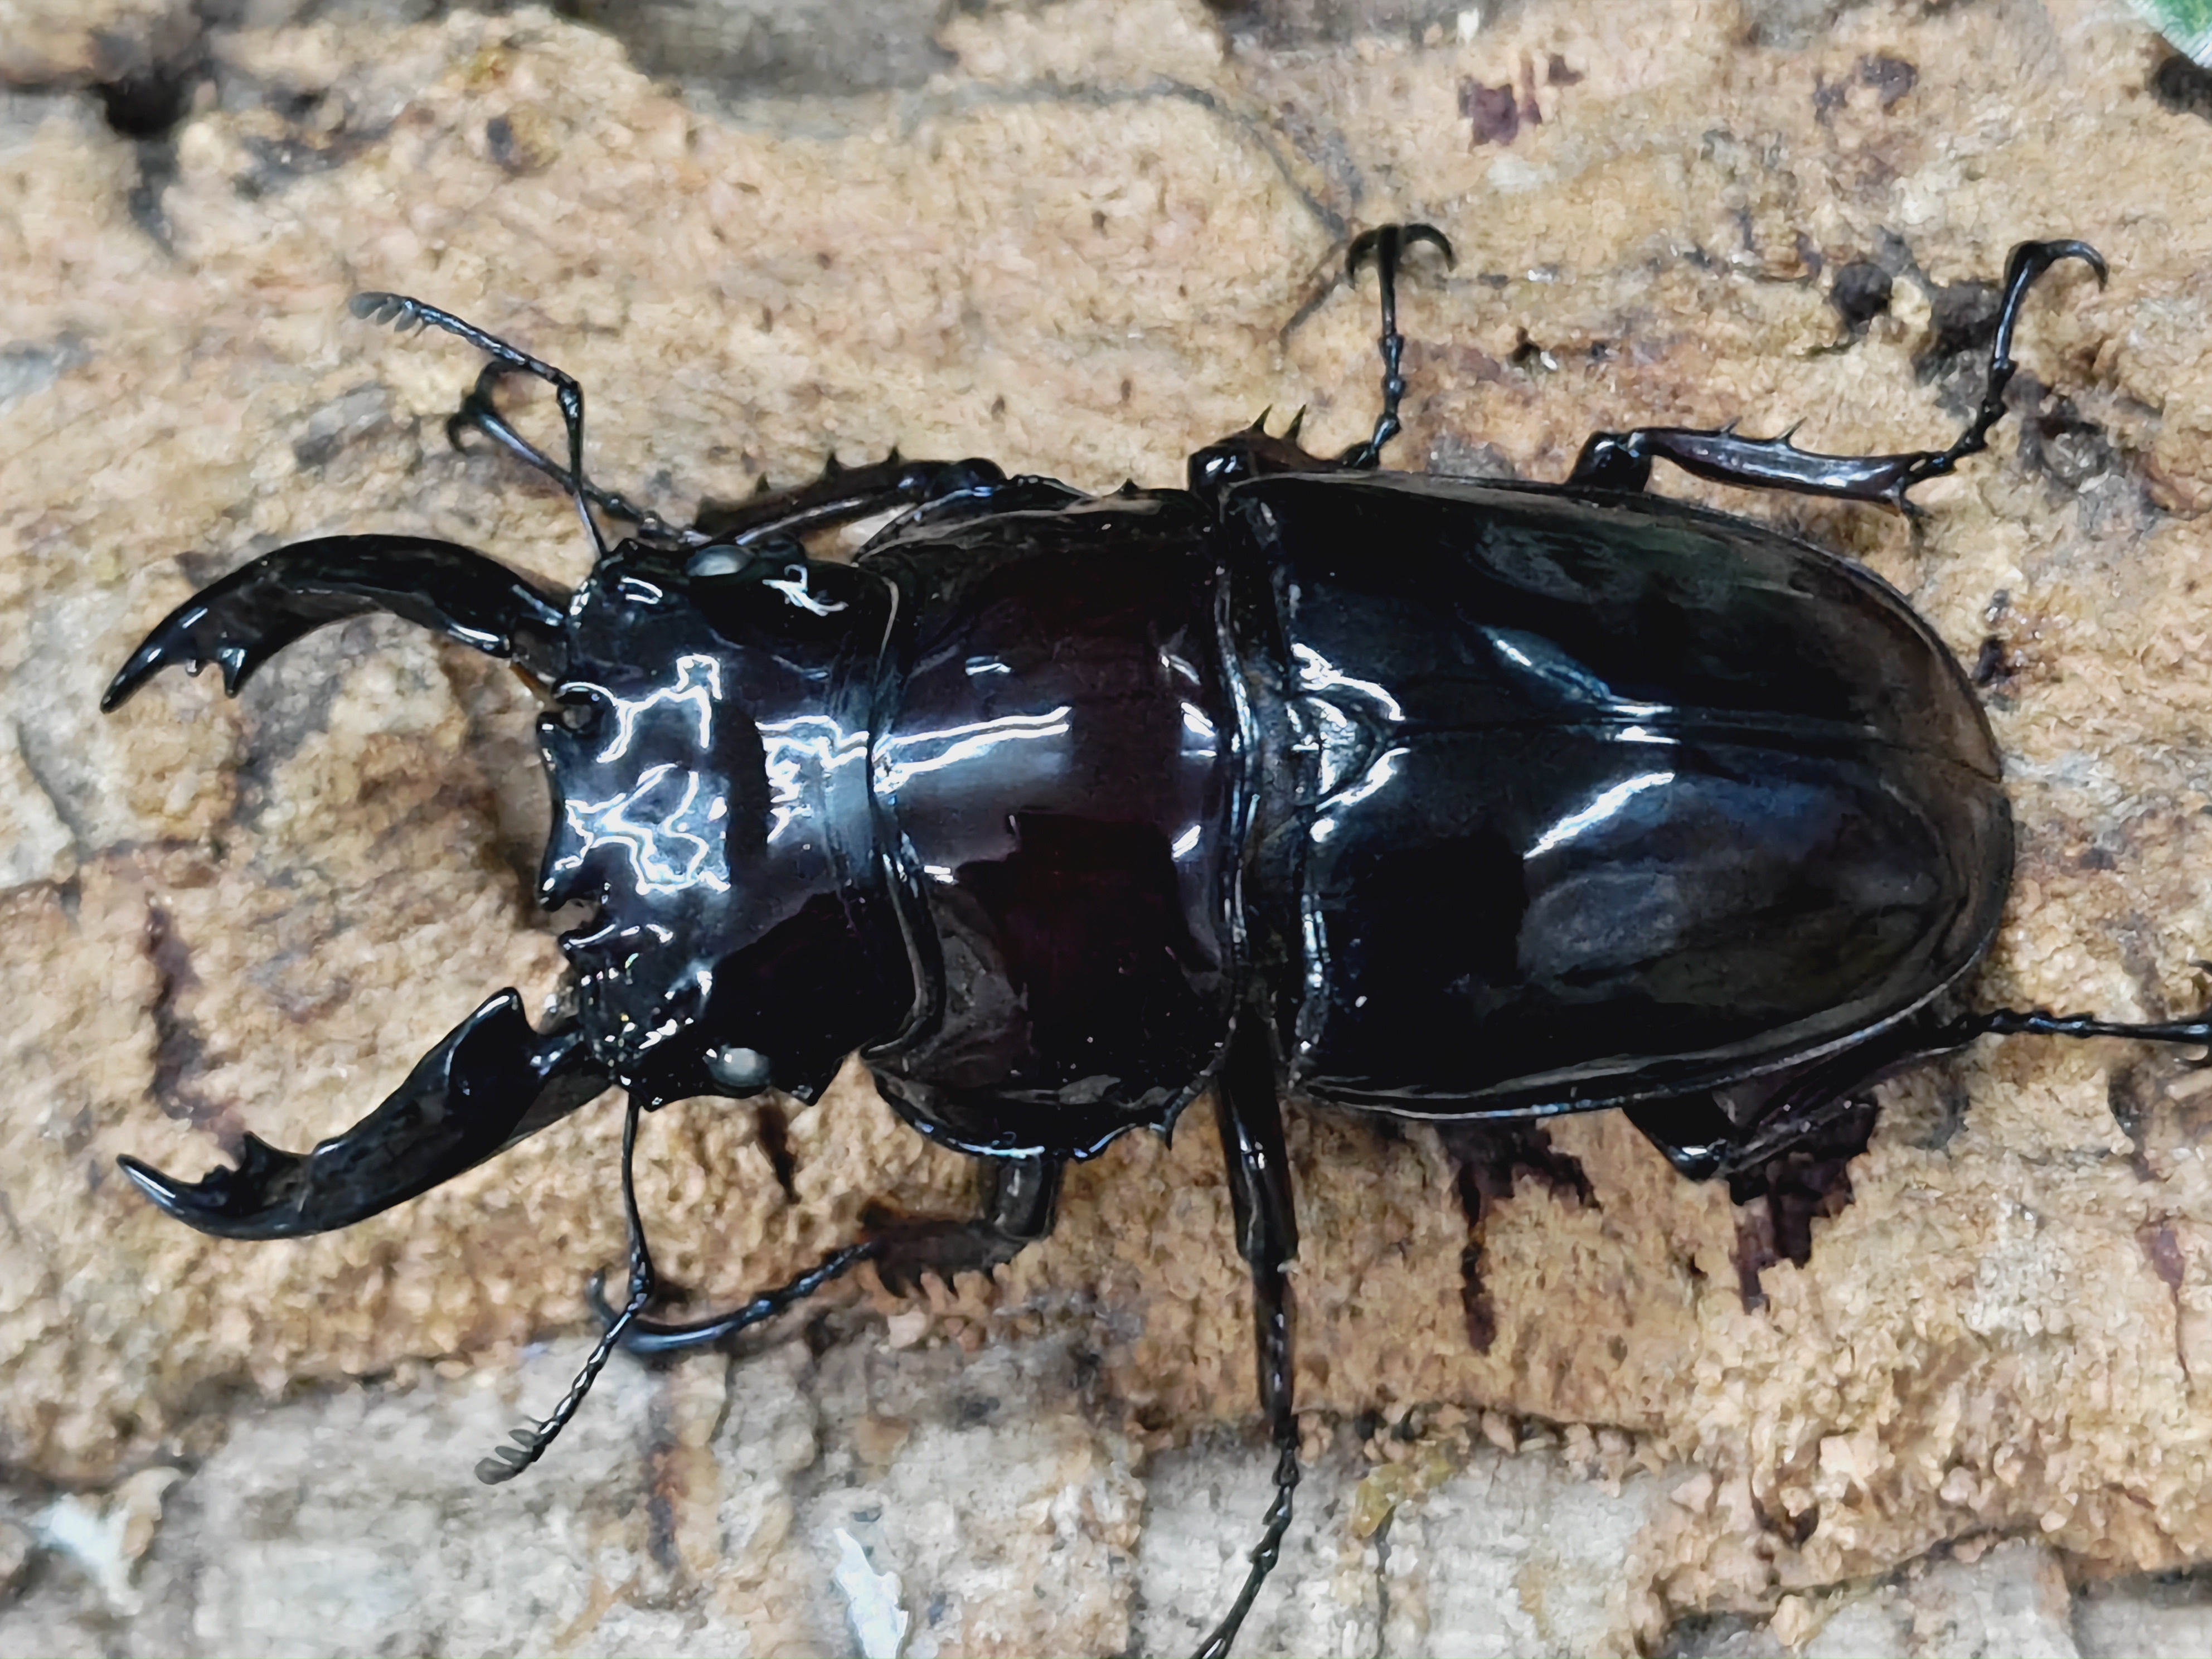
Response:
[[105, 224, 2190, 1657]]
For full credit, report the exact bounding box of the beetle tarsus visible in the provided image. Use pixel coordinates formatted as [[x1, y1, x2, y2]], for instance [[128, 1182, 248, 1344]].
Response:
[[1341, 222, 1456, 470], [1894, 239, 2108, 499], [479, 1094, 655, 1483], [1942, 993, 2212, 1061], [352, 290, 608, 556], [1565, 238, 2105, 508]]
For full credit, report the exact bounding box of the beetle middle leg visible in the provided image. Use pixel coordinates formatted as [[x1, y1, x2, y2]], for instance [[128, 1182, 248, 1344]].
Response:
[[1190, 222, 1457, 489], [1566, 239, 2107, 509], [1193, 1014, 1301, 1659], [590, 1153, 1062, 1355]]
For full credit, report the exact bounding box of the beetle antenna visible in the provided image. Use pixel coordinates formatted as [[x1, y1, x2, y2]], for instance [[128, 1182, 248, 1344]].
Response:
[[351, 292, 610, 561], [448, 362, 702, 550], [475, 1093, 656, 1484], [1341, 223, 1456, 470]]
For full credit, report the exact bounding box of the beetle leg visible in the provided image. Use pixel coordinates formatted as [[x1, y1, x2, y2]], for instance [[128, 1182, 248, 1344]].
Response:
[[692, 453, 1017, 546], [1624, 1005, 1967, 1185], [594, 1153, 1061, 1355], [102, 534, 570, 710], [1631, 980, 2212, 1173], [1939, 996, 2212, 1058], [1193, 1016, 1301, 1659], [1566, 240, 2106, 509], [1627, 981, 2212, 1299], [117, 991, 609, 1239], [1340, 222, 1456, 470]]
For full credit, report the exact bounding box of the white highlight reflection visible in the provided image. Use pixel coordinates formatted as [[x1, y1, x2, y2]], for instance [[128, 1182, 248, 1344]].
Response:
[[1310, 746, 1408, 843], [874, 707, 1073, 794], [759, 712, 868, 846], [1292, 644, 1405, 722], [762, 564, 847, 617], [1525, 770, 1676, 859], [563, 761, 732, 896], [589, 654, 723, 764]]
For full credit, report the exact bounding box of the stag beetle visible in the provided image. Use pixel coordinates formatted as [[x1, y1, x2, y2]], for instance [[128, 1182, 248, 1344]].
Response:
[[103, 226, 2209, 1657]]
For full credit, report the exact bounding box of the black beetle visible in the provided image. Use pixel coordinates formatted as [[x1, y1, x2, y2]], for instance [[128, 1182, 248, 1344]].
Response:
[[101, 226, 2211, 1657]]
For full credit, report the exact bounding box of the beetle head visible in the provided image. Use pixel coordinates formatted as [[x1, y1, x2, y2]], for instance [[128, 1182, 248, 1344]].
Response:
[[539, 539, 910, 1106]]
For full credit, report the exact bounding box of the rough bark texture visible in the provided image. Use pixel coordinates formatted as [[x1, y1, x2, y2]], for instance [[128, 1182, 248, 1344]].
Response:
[[3, 0, 2211, 1651]]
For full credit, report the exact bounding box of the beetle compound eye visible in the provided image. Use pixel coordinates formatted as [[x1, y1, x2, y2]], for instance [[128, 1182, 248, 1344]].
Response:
[[704, 1044, 773, 1093], [553, 693, 600, 734], [686, 545, 749, 579]]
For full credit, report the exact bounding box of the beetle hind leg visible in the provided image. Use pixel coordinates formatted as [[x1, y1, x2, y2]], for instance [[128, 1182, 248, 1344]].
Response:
[[1567, 239, 2107, 508], [1940, 987, 2212, 1059], [1623, 982, 2212, 1308]]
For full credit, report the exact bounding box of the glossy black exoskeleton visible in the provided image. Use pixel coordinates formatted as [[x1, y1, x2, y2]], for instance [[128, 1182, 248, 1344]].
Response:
[[103, 227, 2212, 1657]]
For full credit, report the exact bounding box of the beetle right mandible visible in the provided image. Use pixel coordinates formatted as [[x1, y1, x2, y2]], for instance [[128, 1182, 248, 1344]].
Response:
[[104, 224, 2205, 1656]]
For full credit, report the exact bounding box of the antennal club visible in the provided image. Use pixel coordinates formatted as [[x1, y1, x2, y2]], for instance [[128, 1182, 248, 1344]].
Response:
[[476, 1093, 656, 1485], [351, 291, 610, 560]]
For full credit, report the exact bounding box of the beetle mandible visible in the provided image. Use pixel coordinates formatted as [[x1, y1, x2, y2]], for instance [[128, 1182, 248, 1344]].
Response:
[[102, 225, 2207, 1657]]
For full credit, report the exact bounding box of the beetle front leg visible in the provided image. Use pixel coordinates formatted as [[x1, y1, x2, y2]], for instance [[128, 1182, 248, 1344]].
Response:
[[1567, 239, 2107, 510], [117, 990, 609, 1239], [595, 1152, 1062, 1355], [691, 452, 1018, 546], [479, 1090, 657, 1484], [1192, 1016, 1300, 1659]]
